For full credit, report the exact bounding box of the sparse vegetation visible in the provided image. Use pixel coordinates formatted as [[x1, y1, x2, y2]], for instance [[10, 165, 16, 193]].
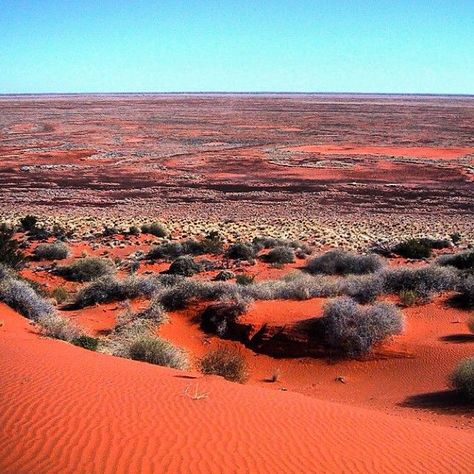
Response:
[[306, 250, 383, 275], [392, 239, 432, 259], [52, 286, 68, 304], [262, 246, 295, 264], [322, 297, 404, 357], [450, 357, 474, 401], [0, 277, 54, 320], [0, 224, 25, 269], [236, 274, 255, 286], [128, 336, 188, 369], [167, 255, 202, 276], [141, 222, 168, 237], [381, 265, 458, 300], [399, 289, 421, 307], [55, 257, 115, 282], [37, 313, 82, 341], [225, 242, 256, 262], [199, 346, 249, 383], [73, 275, 157, 308], [450, 276, 474, 309], [200, 296, 250, 337], [34, 241, 69, 260], [437, 250, 474, 272], [71, 335, 99, 351]]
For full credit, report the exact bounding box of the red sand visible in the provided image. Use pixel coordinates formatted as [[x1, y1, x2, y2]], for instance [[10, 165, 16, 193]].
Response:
[[2, 303, 474, 473]]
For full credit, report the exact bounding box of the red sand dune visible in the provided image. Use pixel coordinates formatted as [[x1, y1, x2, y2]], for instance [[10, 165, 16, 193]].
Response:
[[2, 303, 474, 473]]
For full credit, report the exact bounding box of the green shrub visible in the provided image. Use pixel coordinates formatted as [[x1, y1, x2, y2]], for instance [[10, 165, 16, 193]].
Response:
[[450, 276, 474, 309], [225, 242, 256, 262], [399, 289, 421, 307], [141, 222, 168, 237], [55, 257, 115, 282], [73, 275, 156, 308], [306, 250, 383, 275], [322, 297, 404, 357], [52, 286, 68, 304], [129, 336, 188, 369], [437, 251, 474, 271], [393, 239, 432, 259], [262, 246, 295, 264], [199, 346, 249, 383], [34, 241, 69, 260], [72, 335, 99, 351], [236, 274, 255, 286], [20, 215, 38, 232], [167, 256, 202, 276], [450, 357, 474, 401], [0, 224, 25, 269]]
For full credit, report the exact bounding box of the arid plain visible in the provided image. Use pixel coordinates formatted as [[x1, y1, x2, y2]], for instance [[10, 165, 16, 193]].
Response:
[[1, 94, 474, 473]]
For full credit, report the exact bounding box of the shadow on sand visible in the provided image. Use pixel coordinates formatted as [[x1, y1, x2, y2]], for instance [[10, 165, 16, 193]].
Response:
[[399, 389, 473, 415], [439, 334, 474, 344]]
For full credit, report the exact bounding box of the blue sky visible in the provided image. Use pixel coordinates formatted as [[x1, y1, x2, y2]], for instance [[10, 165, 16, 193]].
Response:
[[1, 0, 473, 93]]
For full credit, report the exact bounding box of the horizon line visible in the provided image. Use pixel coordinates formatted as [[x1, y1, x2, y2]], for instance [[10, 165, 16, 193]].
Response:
[[1, 91, 474, 98]]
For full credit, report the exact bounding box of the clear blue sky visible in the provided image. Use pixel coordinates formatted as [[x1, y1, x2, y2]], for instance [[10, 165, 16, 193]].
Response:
[[1, 0, 473, 94]]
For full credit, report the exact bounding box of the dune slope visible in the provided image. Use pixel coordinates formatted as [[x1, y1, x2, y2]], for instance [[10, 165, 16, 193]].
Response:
[[1, 303, 473, 474]]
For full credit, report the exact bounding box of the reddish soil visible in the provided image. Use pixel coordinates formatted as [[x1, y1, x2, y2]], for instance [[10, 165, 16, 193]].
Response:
[[0, 94, 473, 219], [2, 303, 474, 473]]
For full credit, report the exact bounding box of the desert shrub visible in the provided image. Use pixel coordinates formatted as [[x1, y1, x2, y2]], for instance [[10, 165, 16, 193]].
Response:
[[340, 274, 383, 304], [306, 250, 383, 275], [73, 275, 155, 308], [128, 225, 141, 236], [467, 314, 474, 334], [262, 246, 295, 264], [252, 236, 311, 255], [437, 250, 474, 272], [134, 298, 168, 325], [159, 280, 208, 310], [322, 297, 404, 357], [200, 296, 250, 337], [421, 238, 451, 250], [37, 313, 81, 341], [167, 255, 202, 276], [52, 286, 68, 304], [147, 242, 185, 260], [245, 273, 338, 301], [129, 336, 188, 369], [20, 215, 38, 232], [201, 231, 224, 255], [141, 222, 168, 237], [214, 270, 235, 281], [0, 224, 25, 269], [199, 346, 249, 383], [0, 263, 14, 281], [71, 335, 99, 351], [55, 257, 115, 282], [225, 242, 256, 262], [393, 239, 432, 259], [236, 274, 255, 286], [399, 289, 421, 307], [34, 241, 69, 260], [450, 233, 461, 245], [382, 265, 458, 300], [450, 357, 474, 401], [0, 278, 54, 320], [450, 276, 474, 309]]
